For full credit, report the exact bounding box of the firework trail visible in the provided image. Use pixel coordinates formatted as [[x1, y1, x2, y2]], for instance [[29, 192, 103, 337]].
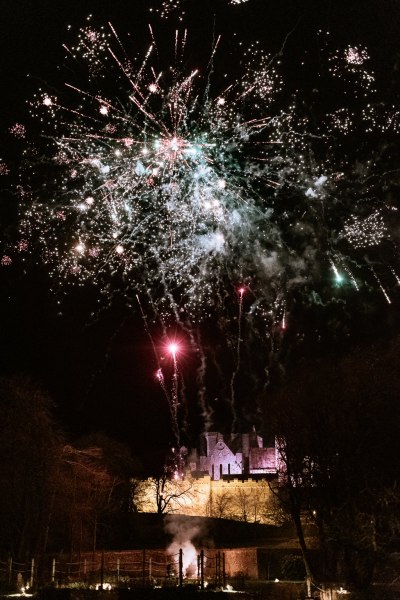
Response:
[[167, 340, 181, 443], [7, 20, 400, 434], [230, 285, 245, 430], [193, 328, 213, 430], [138, 293, 184, 441]]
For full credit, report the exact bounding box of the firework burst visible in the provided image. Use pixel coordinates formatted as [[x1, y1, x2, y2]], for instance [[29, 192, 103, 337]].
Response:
[[153, 0, 250, 20], [17, 24, 295, 320], [16, 24, 400, 316], [9, 20, 400, 432]]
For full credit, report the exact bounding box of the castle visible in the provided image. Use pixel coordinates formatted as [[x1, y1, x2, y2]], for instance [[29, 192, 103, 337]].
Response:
[[187, 430, 279, 480], [139, 432, 283, 524]]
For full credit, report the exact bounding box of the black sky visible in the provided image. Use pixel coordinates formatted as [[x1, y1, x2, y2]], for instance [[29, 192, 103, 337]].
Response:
[[1, 0, 400, 470]]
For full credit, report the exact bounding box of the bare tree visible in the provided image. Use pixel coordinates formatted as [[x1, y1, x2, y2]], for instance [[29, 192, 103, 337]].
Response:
[[145, 468, 195, 514], [129, 477, 149, 513], [56, 445, 120, 554], [232, 488, 252, 522], [0, 376, 63, 561], [208, 489, 234, 519]]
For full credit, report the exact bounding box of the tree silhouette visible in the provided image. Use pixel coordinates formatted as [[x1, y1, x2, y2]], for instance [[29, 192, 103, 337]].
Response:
[[0, 376, 63, 560], [268, 334, 400, 590]]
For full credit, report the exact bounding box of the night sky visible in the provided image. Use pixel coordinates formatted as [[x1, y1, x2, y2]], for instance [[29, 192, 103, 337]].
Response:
[[1, 0, 400, 471]]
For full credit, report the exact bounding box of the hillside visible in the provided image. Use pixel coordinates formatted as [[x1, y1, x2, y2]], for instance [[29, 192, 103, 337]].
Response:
[[123, 513, 312, 551]]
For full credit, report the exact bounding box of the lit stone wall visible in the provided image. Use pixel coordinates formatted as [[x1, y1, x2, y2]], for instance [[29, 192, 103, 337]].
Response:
[[139, 474, 282, 524]]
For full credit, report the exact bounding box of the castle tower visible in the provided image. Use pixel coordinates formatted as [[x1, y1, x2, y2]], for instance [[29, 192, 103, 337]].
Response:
[[203, 432, 219, 456]]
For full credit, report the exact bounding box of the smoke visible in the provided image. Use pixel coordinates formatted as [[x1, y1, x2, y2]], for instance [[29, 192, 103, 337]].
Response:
[[164, 515, 208, 578]]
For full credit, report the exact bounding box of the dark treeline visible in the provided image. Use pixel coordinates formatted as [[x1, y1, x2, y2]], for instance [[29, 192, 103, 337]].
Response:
[[268, 333, 400, 592], [0, 376, 142, 562]]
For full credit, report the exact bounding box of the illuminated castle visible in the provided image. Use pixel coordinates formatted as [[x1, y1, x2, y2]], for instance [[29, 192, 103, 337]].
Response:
[[139, 432, 282, 523], [187, 430, 278, 480]]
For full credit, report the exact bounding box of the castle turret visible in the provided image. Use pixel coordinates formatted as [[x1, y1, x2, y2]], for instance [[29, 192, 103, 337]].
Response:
[[203, 432, 218, 456], [242, 433, 250, 458]]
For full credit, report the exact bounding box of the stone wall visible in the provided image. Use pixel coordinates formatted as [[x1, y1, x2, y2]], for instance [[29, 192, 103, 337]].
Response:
[[139, 475, 281, 524]]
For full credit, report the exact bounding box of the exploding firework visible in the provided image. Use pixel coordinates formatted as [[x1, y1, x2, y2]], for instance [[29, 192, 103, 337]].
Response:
[[9, 19, 400, 432], [153, 0, 250, 20], [343, 210, 387, 249], [17, 26, 399, 317], [17, 23, 297, 324]]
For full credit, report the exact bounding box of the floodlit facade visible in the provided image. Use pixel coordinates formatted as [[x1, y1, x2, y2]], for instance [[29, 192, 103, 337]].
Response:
[[188, 431, 279, 480], [138, 432, 285, 524]]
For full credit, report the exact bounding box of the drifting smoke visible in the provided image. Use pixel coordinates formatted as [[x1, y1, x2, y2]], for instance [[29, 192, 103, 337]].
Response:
[[165, 515, 208, 578]]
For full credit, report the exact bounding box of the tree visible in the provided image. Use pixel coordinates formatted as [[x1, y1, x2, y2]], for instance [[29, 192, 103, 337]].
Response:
[[141, 462, 195, 515], [52, 433, 139, 554], [73, 432, 143, 515], [129, 477, 149, 513], [268, 334, 400, 591], [56, 445, 119, 554], [208, 489, 234, 519], [233, 488, 252, 522], [153, 472, 194, 515], [0, 376, 63, 560]]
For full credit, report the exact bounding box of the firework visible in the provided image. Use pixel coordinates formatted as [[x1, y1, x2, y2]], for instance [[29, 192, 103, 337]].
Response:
[[10, 19, 400, 432], [343, 210, 387, 249], [16, 24, 400, 314], [18, 23, 296, 323], [154, 0, 250, 20]]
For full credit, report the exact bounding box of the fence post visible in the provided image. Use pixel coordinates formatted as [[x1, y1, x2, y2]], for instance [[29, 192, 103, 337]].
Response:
[[179, 549, 183, 588], [149, 558, 152, 581], [216, 552, 219, 586], [51, 558, 56, 584], [8, 557, 12, 585], [30, 558, 35, 590], [117, 558, 120, 584], [306, 576, 312, 599], [222, 552, 226, 588], [142, 549, 146, 587], [100, 552, 104, 590], [200, 549, 204, 590]]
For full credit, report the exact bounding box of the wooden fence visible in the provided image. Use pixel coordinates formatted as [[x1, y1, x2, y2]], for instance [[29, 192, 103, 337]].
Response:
[[0, 549, 226, 591]]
